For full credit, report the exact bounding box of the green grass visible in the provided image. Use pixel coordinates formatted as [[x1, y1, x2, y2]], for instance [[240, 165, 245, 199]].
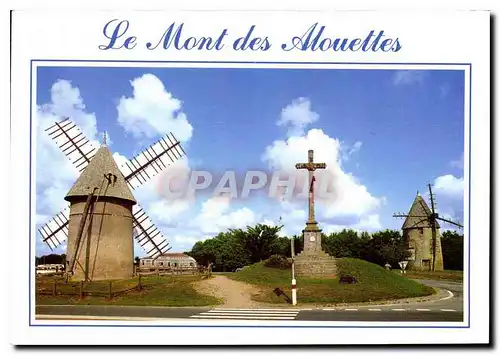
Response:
[[226, 258, 435, 304], [36, 275, 221, 307], [400, 270, 463, 281]]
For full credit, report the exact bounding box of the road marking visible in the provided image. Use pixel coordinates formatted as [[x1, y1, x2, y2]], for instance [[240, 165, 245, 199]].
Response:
[[441, 309, 457, 312], [391, 309, 406, 311], [344, 309, 358, 311], [210, 307, 301, 312], [208, 309, 298, 313], [438, 290, 454, 301], [416, 308, 431, 312], [211, 308, 296, 311], [323, 308, 336, 311], [368, 309, 382, 311], [191, 315, 296, 320], [204, 310, 298, 315], [191, 309, 300, 321]]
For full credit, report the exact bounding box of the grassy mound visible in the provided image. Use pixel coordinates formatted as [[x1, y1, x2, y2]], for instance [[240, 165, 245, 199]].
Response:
[[36, 275, 221, 307], [226, 258, 435, 304]]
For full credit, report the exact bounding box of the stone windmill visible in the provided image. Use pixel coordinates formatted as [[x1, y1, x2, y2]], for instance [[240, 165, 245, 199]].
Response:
[[38, 118, 185, 281], [393, 183, 463, 271]]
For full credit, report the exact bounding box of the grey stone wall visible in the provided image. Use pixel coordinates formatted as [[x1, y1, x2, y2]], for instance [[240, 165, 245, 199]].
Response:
[[405, 227, 444, 271], [66, 197, 134, 280]]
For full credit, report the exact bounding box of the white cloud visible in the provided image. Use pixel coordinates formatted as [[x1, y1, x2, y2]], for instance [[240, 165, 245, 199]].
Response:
[[117, 73, 193, 142], [263, 128, 382, 220], [392, 70, 426, 86], [432, 174, 464, 229], [189, 196, 257, 235], [434, 174, 464, 199], [173, 235, 202, 250], [35, 79, 101, 255], [277, 97, 319, 137], [342, 141, 363, 161], [350, 141, 362, 154]]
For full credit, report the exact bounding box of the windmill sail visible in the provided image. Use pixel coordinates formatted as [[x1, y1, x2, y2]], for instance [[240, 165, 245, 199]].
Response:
[[45, 118, 97, 172], [133, 205, 172, 259], [38, 208, 69, 250], [38, 206, 172, 259], [119, 134, 185, 190], [39, 119, 184, 259]]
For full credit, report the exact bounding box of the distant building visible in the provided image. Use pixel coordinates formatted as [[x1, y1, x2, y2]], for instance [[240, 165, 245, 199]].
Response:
[[35, 264, 65, 275], [139, 253, 197, 269], [401, 192, 444, 271]]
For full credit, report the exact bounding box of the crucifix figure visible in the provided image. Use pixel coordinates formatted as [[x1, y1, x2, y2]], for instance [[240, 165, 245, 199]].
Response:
[[295, 150, 327, 224]]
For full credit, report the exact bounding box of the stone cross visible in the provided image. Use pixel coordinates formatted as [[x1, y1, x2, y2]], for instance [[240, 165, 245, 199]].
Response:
[[295, 150, 326, 223]]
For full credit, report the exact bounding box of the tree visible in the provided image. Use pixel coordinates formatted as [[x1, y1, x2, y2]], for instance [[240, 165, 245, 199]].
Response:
[[244, 224, 283, 263], [323, 229, 362, 258], [188, 239, 218, 267], [441, 230, 464, 270], [188, 223, 286, 271], [359, 230, 410, 268], [187, 230, 251, 272], [36, 253, 65, 265], [272, 236, 292, 257]]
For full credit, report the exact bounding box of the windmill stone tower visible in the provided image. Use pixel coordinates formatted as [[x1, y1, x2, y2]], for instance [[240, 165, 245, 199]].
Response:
[[401, 192, 444, 272], [65, 143, 137, 281]]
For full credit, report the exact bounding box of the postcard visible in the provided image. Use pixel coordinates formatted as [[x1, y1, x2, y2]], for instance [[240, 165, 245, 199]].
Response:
[[8, 5, 490, 346]]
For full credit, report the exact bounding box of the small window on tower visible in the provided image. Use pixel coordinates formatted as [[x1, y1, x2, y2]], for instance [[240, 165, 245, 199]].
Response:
[[419, 228, 423, 235]]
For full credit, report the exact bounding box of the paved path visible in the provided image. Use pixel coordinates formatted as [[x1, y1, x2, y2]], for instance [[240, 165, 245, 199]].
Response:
[[36, 279, 464, 322]]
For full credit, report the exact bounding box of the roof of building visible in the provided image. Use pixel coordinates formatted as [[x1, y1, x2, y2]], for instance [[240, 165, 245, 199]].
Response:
[[161, 253, 192, 257], [402, 193, 440, 229], [65, 145, 136, 204], [140, 253, 195, 260]]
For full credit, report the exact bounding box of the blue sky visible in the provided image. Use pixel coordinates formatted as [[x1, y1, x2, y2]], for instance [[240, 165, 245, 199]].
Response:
[[35, 66, 465, 256]]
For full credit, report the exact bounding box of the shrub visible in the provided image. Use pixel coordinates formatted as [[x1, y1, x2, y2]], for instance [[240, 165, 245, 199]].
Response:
[[264, 255, 292, 269]]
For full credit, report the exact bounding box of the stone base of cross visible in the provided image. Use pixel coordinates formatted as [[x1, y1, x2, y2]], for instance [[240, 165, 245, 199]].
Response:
[[303, 226, 323, 253]]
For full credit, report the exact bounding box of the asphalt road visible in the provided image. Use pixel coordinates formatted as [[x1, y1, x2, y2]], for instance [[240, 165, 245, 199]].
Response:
[[35, 279, 464, 322]]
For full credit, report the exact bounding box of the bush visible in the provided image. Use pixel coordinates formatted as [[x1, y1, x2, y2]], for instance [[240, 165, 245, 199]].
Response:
[[264, 255, 292, 269]]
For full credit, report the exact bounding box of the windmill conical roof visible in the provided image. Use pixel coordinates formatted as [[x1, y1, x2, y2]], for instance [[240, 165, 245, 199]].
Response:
[[402, 194, 440, 229], [65, 145, 136, 204]]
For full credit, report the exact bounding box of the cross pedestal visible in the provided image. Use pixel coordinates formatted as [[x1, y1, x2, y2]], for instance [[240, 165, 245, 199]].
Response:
[[303, 221, 322, 253]]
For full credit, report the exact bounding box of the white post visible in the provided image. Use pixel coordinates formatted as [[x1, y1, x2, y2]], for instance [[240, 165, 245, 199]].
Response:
[[291, 238, 297, 305]]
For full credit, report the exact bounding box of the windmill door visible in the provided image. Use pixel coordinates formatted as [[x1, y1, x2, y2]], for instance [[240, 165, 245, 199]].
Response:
[[422, 259, 431, 271]]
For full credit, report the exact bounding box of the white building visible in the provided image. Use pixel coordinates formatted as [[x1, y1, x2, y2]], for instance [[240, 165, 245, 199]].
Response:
[[139, 253, 197, 269], [35, 264, 65, 275]]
